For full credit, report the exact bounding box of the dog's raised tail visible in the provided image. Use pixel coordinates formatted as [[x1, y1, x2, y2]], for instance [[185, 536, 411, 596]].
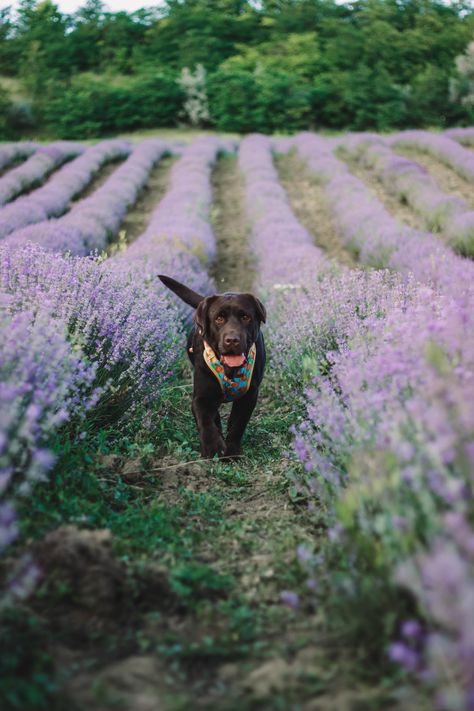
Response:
[[158, 275, 205, 309]]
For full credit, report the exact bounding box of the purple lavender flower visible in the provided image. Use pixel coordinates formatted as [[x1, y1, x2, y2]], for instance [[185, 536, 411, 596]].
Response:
[[280, 590, 300, 610], [401, 620, 423, 640], [342, 136, 474, 255], [388, 642, 419, 672], [0, 142, 83, 206], [0, 139, 130, 239], [0, 142, 37, 172], [5, 140, 164, 254], [390, 130, 474, 185], [294, 132, 474, 306]]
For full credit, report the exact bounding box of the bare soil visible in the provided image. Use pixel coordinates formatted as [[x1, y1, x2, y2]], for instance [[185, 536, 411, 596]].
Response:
[[210, 154, 257, 292], [275, 151, 357, 267], [339, 149, 427, 231], [394, 145, 474, 209], [118, 155, 175, 246], [69, 158, 125, 206]]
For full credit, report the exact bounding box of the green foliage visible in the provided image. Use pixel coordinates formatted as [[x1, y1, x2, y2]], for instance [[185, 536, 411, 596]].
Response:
[[208, 67, 313, 133], [42, 72, 184, 138], [207, 69, 259, 132], [0, 85, 12, 138], [170, 562, 233, 604], [17, 0, 72, 95], [0, 608, 55, 711], [2, 0, 474, 134]]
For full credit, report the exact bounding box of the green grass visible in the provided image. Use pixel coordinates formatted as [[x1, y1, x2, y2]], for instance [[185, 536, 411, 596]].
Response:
[[3, 366, 313, 709], [3, 356, 420, 710]]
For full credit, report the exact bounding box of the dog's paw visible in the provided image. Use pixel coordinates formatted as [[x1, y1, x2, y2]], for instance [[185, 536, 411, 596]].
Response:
[[222, 442, 242, 462], [201, 435, 226, 459]]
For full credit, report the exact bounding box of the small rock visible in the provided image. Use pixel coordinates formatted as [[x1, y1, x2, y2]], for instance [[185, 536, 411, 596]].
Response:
[[96, 454, 123, 472], [243, 658, 292, 698], [217, 662, 240, 683], [67, 655, 166, 711]]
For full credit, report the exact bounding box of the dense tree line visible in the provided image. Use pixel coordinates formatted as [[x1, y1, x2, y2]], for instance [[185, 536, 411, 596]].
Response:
[[0, 0, 473, 137]]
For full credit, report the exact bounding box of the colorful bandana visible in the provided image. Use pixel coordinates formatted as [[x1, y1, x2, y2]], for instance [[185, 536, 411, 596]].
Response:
[[203, 341, 256, 402]]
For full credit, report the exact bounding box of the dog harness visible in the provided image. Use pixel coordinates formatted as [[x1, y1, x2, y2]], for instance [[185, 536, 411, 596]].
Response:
[[203, 341, 257, 402]]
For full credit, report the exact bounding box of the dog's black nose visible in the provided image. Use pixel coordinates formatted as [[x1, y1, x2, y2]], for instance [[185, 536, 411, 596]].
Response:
[[224, 335, 240, 348]]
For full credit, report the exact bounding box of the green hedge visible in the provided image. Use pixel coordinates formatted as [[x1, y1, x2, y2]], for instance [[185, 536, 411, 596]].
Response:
[[207, 68, 313, 133], [42, 73, 185, 138]]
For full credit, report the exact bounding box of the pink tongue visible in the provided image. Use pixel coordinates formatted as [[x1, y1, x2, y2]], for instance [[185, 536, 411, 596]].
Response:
[[221, 354, 245, 367]]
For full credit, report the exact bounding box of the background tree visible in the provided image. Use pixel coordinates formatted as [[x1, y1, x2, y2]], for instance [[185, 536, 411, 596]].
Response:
[[0, 0, 473, 137], [450, 39, 474, 117]]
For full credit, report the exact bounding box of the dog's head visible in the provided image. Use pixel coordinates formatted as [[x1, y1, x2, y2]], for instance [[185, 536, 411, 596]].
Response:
[[195, 292, 266, 366], [158, 275, 266, 368]]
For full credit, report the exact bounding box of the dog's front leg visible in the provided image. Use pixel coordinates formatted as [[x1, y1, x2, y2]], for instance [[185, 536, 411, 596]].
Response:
[[192, 396, 225, 458], [224, 388, 258, 460]]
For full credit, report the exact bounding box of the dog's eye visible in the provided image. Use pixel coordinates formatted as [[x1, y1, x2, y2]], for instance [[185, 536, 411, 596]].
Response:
[[241, 314, 251, 323], [215, 315, 225, 325]]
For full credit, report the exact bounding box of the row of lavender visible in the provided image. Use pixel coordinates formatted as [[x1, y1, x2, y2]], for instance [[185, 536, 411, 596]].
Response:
[[340, 131, 474, 257], [0, 142, 36, 172], [0, 137, 224, 596], [239, 134, 474, 709], [0, 141, 84, 206], [297, 132, 474, 304], [0, 139, 130, 239]]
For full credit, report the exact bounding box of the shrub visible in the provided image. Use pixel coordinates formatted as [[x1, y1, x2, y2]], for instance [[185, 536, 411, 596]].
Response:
[[42, 72, 185, 138], [207, 68, 313, 133], [0, 86, 12, 139]]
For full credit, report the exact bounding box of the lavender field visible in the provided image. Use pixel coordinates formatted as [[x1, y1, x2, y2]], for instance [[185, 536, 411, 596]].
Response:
[[1, 130, 474, 711]]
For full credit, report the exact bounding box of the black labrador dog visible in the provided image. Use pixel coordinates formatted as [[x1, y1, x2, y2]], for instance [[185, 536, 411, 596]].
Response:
[[159, 275, 266, 460]]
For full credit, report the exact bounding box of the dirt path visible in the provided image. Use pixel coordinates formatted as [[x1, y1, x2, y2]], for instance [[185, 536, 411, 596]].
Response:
[[394, 145, 474, 209], [69, 158, 126, 206], [275, 151, 357, 267], [210, 154, 256, 292], [117, 155, 175, 247], [42, 150, 352, 709], [338, 149, 427, 232]]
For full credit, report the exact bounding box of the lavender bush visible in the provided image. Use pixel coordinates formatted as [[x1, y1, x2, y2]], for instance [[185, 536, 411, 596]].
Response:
[[262, 133, 474, 707], [0, 243, 184, 402], [343, 136, 474, 257], [294, 132, 474, 306], [5, 140, 165, 255], [239, 134, 411, 392], [445, 127, 474, 147], [124, 136, 225, 266], [117, 136, 226, 302], [396, 518, 474, 711], [0, 300, 100, 600], [0, 303, 100, 499], [239, 133, 327, 286], [389, 130, 474, 185], [0, 137, 227, 605], [0, 142, 37, 173], [0, 142, 83, 206], [0, 139, 130, 239]]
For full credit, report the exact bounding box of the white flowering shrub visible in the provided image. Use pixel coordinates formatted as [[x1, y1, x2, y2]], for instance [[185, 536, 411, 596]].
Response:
[[450, 40, 474, 107], [178, 64, 210, 127]]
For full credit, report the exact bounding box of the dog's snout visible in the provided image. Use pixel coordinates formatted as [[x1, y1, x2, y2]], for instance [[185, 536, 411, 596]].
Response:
[[224, 335, 240, 348]]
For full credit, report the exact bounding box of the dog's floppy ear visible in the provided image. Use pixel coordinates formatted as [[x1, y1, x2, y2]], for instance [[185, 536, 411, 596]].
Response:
[[158, 274, 204, 309], [245, 295, 266, 324], [194, 295, 218, 336], [254, 296, 266, 324]]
